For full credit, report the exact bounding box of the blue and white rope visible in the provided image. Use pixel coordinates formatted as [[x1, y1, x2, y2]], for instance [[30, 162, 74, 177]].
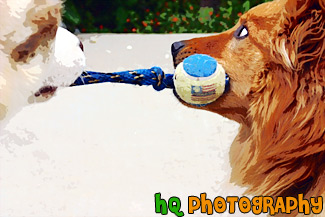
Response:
[[71, 66, 229, 93], [71, 67, 174, 91]]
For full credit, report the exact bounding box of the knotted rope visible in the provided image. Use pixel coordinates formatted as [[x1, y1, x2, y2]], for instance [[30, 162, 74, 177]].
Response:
[[71, 66, 229, 93], [71, 67, 174, 91]]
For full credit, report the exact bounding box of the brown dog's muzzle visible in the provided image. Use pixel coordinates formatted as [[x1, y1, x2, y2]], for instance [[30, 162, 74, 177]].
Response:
[[171, 41, 185, 65], [171, 40, 202, 68], [171, 40, 191, 68]]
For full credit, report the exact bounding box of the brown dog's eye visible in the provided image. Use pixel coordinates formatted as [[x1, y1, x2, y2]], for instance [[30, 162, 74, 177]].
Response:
[[234, 25, 249, 39]]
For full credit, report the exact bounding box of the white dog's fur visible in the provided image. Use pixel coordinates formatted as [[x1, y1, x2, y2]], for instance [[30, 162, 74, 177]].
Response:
[[0, 0, 85, 125]]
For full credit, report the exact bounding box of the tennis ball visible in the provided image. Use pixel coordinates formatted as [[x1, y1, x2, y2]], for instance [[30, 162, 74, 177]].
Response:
[[173, 54, 227, 106]]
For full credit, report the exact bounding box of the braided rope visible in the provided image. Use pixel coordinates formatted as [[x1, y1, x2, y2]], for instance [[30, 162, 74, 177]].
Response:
[[71, 66, 174, 91], [71, 66, 230, 93]]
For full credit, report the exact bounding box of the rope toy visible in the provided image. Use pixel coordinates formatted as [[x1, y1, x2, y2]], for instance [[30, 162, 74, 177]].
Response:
[[71, 54, 229, 105], [71, 66, 174, 91]]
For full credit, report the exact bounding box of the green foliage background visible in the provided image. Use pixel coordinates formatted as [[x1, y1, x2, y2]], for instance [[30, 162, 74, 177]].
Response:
[[63, 0, 270, 33]]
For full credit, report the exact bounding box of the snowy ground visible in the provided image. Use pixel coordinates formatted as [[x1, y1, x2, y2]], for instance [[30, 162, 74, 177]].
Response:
[[0, 34, 259, 216]]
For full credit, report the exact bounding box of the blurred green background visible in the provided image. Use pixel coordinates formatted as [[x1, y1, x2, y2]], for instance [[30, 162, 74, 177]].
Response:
[[63, 0, 270, 33]]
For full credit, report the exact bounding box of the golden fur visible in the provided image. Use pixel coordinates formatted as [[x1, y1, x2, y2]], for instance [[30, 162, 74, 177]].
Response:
[[173, 0, 324, 215]]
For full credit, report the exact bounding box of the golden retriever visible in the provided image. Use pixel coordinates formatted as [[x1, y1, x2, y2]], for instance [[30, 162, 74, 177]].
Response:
[[172, 0, 324, 216], [0, 0, 85, 125]]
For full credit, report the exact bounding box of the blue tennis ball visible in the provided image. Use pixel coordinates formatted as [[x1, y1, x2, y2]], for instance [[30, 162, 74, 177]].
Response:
[[173, 54, 227, 106]]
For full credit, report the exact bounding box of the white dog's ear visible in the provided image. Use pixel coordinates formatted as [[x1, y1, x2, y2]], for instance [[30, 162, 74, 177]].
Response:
[[11, 0, 62, 63]]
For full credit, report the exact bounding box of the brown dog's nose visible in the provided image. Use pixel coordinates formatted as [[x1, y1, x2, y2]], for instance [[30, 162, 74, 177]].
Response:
[[171, 41, 185, 58]]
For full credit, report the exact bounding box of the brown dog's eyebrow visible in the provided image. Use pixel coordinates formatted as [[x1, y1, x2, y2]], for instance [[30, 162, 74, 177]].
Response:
[[11, 11, 58, 63]]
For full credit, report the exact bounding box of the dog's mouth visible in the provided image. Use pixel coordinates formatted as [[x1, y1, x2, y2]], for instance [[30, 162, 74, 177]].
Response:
[[173, 57, 184, 69], [34, 85, 58, 98], [32, 40, 83, 99]]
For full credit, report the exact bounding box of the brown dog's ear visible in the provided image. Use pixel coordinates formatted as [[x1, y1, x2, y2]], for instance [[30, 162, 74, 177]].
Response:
[[276, 0, 325, 71], [11, 0, 62, 63]]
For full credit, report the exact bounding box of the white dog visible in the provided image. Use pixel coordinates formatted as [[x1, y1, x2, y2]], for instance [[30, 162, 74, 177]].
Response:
[[0, 0, 85, 126]]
